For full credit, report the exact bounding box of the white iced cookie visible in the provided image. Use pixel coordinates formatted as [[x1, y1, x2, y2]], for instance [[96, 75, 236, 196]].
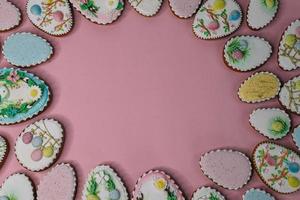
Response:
[[224, 36, 272, 71], [169, 0, 202, 19], [129, 0, 163, 17], [191, 187, 225, 200], [0, 136, 7, 165], [27, 0, 73, 36], [278, 19, 300, 71], [247, 0, 279, 30], [82, 165, 128, 200], [249, 108, 291, 140], [193, 0, 242, 39], [0, 173, 34, 200], [15, 118, 64, 171], [0, 0, 21, 31]]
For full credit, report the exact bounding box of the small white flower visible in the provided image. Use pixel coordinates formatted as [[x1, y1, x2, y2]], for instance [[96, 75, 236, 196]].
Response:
[[99, 170, 105, 177], [104, 175, 110, 181]]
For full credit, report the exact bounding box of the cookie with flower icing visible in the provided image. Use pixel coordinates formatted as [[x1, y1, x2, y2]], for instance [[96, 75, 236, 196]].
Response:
[[82, 165, 128, 200], [15, 118, 64, 171], [37, 163, 77, 200], [278, 19, 300, 71], [0, 173, 35, 200], [279, 75, 300, 114], [0, 0, 21, 31], [169, 0, 202, 19], [200, 149, 252, 190], [193, 0, 242, 39], [70, 0, 124, 24], [27, 0, 73, 36], [247, 0, 279, 30], [238, 72, 281, 103], [249, 108, 291, 140], [191, 187, 225, 200], [224, 36, 272, 71], [293, 125, 300, 151], [243, 188, 275, 200], [132, 170, 185, 200], [253, 142, 300, 194], [0, 68, 50, 125], [129, 0, 163, 17]]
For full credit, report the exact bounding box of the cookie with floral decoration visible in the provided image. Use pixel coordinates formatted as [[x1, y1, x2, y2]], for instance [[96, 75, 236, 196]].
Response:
[[132, 170, 185, 200], [15, 118, 64, 171], [27, 0, 73, 36], [0, 0, 21, 31], [191, 187, 225, 200], [193, 0, 242, 39], [70, 0, 124, 24]]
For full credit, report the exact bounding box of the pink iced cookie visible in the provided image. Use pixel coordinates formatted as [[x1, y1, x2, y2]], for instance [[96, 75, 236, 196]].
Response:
[[37, 163, 77, 200], [0, 0, 21, 31], [200, 149, 252, 190], [169, 0, 202, 18]]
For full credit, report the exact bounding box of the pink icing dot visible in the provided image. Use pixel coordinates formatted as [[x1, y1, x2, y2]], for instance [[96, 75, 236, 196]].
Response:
[[22, 132, 33, 144], [232, 50, 243, 60], [296, 26, 300, 37], [207, 21, 219, 31], [52, 11, 64, 22], [31, 149, 43, 161]]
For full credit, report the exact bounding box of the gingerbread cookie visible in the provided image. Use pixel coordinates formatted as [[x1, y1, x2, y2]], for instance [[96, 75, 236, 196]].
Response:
[[15, 119, 64, 171], [279, 75, 300, 114], [37, 163, 77, 200], [169, 0, 202, 19], [0, 173, 34, 200], [238, 72, 281, 103], [247, 0, 279, 30], [224, 36, 272, 71], [191, 187, 225, 200], [243, 188, 275, 200], [293, 125, 300, 151], [193, 0, 242, 39], [129, 0, 163, 17], [278, 19, 300, 71], [82, 165, 128, 200], [132, 170, 185, 200], [199, 149, 252, 190], [27, 0, 73, 36], [0, 68, 50, 125], [70, 0, 124, 25], [2, 32, 53, 67], [249, 108, 291, 140], [0, 0, 21, 31], [253, 142, 300, 194]]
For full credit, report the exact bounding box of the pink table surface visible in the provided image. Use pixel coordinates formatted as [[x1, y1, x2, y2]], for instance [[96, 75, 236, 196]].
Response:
[[0, 0, 300, 199]]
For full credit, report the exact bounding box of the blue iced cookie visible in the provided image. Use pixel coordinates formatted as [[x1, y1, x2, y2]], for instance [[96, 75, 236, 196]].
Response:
[[243, 189, 275, 200]]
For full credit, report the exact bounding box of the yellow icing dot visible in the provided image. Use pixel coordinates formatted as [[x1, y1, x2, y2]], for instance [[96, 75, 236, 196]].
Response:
[[30, 89, 38, 97], [271, 121, 284, 132], [238, 73, 280, 102], [86, 195, 100, 200], [285, 34, 297, 47], [288, 176, 300, 188], [42, 146, 54, 157], [154, 178, 167, 191], [265, 0, 276, 8], [212, 0, 226, 11]]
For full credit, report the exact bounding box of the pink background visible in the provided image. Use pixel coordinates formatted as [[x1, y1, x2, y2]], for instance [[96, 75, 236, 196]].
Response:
[[0, 0, 300, 199]]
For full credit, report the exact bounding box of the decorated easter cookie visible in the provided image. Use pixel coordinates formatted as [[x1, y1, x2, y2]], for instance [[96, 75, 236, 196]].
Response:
[[132, 170, 185, 200], [37, 163, 77, 200], [193, 0, 242, 39], [243, 188, 275, 200], [0, 136, 7, 165], [70, 0, 124, 25], [0, 173, 34, 200], [238, 72, 281, 103], [292, 125, 300, 151], [249, 108, 291, 140], [15, 119, 64, 171], [278, 19, 300, 71], [169, 0, 202, 19], [253, 142, 300, 194], [129, 0, 163, 17], [2, 32, 53, 67], [191, 187, 225, 200], [224, 36, 272, 71], [279, 75, 300, 114], [0, 0, 21, 31], [199, 149, 252, 190], [247, 0, 279, 30], [83, 165, 128, 200], [27, 0, 73, 36], [0, 68, 50, 125]]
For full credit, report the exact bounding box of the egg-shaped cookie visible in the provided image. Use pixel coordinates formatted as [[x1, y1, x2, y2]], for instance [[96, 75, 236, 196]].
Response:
[[0, 0, 21, 31]]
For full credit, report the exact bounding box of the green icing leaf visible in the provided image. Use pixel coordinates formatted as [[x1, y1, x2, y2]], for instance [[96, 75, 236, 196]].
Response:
[[116, 2, 124, 10], [87, 175, 99, 195]]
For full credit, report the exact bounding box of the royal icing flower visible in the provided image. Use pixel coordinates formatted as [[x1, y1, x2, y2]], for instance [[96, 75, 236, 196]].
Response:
[[28, 86, 42, 102], [7, 70, 20, 83], [154, 178, 167, 191]]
